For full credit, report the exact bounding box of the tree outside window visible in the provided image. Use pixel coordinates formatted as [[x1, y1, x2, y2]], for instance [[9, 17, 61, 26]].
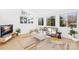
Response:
[[47, 16, 55, 26]]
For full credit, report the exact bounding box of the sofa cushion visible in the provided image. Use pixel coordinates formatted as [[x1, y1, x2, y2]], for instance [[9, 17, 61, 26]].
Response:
[[46, 27, 57, 36]]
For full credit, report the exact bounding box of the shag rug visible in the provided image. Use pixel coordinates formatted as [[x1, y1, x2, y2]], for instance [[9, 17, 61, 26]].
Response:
[[50, 38, 62, 42]]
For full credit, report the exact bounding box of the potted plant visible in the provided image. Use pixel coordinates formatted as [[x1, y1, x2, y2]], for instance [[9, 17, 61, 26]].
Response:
[[68, 25, 78, 38], [16, 28, 21, 36]]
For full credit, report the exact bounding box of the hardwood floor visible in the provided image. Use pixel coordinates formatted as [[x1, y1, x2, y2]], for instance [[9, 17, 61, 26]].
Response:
[[0, 34, 79, 50]]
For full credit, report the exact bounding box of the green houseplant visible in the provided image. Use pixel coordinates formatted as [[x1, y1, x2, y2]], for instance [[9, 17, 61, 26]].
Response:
[[68, 25, 78, 38], [16, 28, 21, 36]]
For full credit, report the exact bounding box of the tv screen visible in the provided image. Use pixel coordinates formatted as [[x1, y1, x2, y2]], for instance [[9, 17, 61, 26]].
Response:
[[0, 24, 13, 37]]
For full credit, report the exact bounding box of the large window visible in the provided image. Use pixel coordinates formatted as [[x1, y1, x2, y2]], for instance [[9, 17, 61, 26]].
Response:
[[59, 12, 77, 28], [47, 16, 55, 26], [60, 15, 67, 27], [68, 12, 77, 27], [38, 17, 44, 25]]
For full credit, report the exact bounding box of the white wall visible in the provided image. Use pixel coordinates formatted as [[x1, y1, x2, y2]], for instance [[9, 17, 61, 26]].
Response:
[[35, 9, 79, 39], [0, 9, 79, 39], [0, 9, 37, 34]]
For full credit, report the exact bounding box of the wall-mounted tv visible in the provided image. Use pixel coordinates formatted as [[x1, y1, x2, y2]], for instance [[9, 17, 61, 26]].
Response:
[[0, 24, 13, 37]]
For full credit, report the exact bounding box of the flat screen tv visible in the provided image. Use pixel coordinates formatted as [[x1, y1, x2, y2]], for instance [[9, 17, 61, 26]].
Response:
[[0, 24, 13, 37]]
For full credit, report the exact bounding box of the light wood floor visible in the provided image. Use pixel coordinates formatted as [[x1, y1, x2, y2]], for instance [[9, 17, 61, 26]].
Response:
[[0, 34, 79, 50]]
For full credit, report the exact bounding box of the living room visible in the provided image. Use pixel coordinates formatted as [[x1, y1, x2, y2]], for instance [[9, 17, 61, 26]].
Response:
[[0, 9, 79, 50]]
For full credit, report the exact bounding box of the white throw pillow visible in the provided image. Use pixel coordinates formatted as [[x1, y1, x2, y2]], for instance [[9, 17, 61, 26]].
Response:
[[52, 30, 56, 34]]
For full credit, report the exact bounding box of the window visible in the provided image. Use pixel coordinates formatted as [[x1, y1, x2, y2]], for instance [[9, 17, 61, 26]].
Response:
[[60, 15, 67, 27], [47, 16, 55, 26], [59, 12, 77, 28], [68, 12, 77, 28], [38, 17, 44, 25]]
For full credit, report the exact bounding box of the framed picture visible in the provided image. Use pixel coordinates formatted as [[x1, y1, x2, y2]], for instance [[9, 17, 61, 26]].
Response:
[[20, 16, 33, 24], [20, 16, 27, 24]]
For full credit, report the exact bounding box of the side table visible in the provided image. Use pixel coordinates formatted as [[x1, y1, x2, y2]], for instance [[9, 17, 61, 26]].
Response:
[[56, 32, 62, 39]]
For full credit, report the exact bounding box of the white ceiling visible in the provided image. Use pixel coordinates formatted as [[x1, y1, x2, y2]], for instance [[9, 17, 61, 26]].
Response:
[[0, 9, 78, 17], [27, 9, 78, 17]]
